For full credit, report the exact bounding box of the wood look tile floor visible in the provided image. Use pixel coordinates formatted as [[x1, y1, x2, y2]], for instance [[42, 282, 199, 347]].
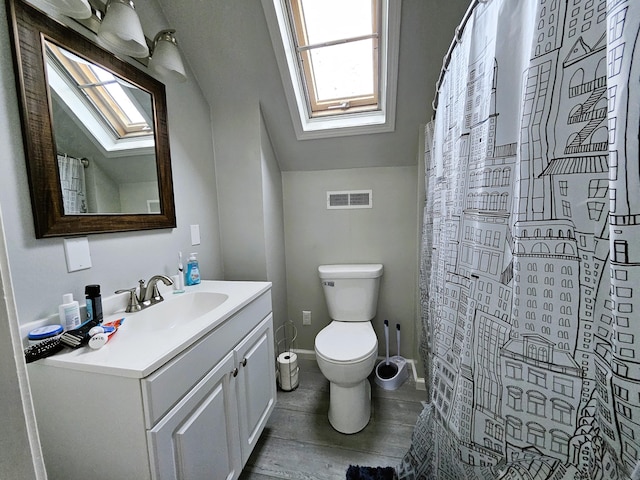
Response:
[[239, 357, 426, 480]]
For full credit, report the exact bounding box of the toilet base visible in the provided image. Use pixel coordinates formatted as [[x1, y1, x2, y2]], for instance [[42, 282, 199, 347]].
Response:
[[328, 379, 372, 434]]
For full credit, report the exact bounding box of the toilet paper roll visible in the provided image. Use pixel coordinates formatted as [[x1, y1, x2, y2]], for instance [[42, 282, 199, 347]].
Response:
[[279, 366, 299, 391], [277, 351, 297, 363], [277, 351, 298, 376], [277, 351, 299, 391]]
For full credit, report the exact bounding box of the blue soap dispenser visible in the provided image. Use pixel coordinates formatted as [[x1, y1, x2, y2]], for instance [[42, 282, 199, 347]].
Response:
[[185, 252, 201, 286]]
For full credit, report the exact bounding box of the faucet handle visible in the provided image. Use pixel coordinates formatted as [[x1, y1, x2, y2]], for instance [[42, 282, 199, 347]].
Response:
[[115, 287, 142, 313], [149, 283, 164, 304]]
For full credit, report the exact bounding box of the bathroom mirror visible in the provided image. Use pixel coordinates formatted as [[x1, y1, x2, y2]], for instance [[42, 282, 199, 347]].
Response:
[[7, 0, 176, 238]]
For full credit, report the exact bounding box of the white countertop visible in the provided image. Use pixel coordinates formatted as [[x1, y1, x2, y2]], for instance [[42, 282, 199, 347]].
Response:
[[30, 281, 271, 379]]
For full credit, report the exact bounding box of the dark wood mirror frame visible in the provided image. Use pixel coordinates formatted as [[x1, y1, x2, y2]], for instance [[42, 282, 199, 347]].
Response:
[[6, 0, 176, 238]]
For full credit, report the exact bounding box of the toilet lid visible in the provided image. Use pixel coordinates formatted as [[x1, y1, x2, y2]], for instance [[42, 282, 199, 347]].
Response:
[[315, 322, 377, 363]]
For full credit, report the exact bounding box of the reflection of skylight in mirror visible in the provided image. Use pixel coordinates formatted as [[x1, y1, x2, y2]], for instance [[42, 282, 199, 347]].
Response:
[[46, 41, 152, 139], [59, 48, 91, 65], [90, 65, 147, 125]]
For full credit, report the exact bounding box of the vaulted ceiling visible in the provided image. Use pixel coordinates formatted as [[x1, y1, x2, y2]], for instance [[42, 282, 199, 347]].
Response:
[[156, 0, 471, 171]]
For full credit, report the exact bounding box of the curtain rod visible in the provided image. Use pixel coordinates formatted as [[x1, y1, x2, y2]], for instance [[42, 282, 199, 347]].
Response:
[[431, 0, 489, 118], [57, 152, 89, 168]]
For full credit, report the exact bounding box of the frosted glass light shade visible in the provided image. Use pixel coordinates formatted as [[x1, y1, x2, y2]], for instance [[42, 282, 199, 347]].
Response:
[[40, 0, 91, 19], [98, 0, 149, 58], [149, 30, 187, 83]]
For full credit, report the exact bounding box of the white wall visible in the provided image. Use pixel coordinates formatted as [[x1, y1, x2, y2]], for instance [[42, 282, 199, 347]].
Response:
[[261, 114, 288, 330], [85, 160, 121, 213], [0, 0, 223, 324], [283, 166, 418, 358], [0, 208, 45, 479], [212, 103, 289, 328], [214, 101, 267, 281], [120, 181, 160, 214]]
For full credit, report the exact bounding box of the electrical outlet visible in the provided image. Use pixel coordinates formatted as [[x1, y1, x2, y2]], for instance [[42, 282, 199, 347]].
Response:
[[302, 310, 311, 325]]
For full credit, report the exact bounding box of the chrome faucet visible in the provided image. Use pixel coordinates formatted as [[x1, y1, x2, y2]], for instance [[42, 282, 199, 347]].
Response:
[[141, 274, 174, 303], [116, 274, 174, 312]]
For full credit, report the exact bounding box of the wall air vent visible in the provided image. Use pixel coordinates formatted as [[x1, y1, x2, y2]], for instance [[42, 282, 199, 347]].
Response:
[[327, 190, 373, 209]]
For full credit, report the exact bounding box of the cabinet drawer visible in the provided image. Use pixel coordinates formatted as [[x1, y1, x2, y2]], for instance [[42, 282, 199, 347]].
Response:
[[142, 291, 272, 428]]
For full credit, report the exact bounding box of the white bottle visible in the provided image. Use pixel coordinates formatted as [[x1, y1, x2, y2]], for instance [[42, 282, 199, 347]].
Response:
[[59, 293, 81, 331], [176, 251, 185, 292]]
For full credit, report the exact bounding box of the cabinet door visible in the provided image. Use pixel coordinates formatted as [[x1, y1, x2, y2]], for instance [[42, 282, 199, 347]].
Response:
[[235, 314, 277, 463], [148, 352, 242, 480]]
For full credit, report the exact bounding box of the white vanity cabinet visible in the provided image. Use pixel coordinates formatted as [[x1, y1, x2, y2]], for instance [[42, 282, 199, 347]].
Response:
[[234, 315, 277, 463], [27, 283, 276, 480], [148, 314, 275, 480], [149, 351, 240, 480]]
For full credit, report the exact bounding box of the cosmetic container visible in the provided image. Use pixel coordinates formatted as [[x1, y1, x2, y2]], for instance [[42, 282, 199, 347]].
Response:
[[85, 284, 103, 324], [58, 293, 81, 331]]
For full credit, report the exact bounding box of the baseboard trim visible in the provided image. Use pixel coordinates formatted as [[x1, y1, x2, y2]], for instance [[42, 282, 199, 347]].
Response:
[[291, 349, 427, 391], [290, 348, 315, 360]]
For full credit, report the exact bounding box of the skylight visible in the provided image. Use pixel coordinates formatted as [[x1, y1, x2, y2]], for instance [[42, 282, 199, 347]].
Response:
[[289, 0, 379, 116], [263, 0, 400, 140], [91, 66, 148, 127], [46, 42, 153, 140]]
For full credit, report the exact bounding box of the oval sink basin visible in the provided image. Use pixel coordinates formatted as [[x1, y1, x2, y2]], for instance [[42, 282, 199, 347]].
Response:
[[125, 292, 229, 331]]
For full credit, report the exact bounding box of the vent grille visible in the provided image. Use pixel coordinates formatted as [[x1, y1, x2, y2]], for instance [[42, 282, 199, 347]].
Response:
[[327, 190, 372, 209]]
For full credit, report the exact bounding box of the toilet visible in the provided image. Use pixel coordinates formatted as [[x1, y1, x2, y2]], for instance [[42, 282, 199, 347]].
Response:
[[314, 264, 383, 434]]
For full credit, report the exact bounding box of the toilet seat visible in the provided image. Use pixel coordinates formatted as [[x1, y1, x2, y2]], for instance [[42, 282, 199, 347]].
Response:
[[315, 321, 377, 364]]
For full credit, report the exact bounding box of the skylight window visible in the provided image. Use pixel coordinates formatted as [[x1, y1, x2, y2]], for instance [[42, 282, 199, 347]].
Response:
[[263, 0, 400, 139], [92, 67, 148, 127], [288, 0, 379, 116], [46, 42, 152, 140]]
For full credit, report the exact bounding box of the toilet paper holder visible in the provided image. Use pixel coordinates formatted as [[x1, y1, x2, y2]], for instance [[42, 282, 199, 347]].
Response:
[[275, 321, 299, 391]]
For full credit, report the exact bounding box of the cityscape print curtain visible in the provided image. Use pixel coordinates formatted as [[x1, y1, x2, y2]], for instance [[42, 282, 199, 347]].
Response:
[[400, 1, 640, 479], [57, 154, 88, 214]]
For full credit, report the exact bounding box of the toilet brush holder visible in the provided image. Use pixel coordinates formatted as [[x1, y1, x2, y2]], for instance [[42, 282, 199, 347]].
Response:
[[374, 356, 409, 390], [374, 322, 409, 390]]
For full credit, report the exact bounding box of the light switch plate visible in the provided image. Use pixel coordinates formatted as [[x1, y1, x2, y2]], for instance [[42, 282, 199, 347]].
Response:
[[63, 237, 92, 272], [190, 224, 201, 245]]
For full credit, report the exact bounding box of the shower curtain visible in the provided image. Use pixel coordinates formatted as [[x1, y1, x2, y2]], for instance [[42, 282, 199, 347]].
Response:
[[57, 154, 88, 214], [400, 1, 640, 479]]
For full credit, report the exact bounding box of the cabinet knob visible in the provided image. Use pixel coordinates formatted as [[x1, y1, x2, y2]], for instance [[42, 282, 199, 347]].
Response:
[[241, 358, 248, 367], [232, 367, 239, 377]]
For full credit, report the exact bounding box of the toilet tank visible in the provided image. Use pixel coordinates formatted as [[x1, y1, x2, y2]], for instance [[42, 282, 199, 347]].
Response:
[[319, 264, 383, 321]]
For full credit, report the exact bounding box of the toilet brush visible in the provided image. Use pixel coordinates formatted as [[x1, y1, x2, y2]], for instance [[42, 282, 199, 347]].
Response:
[[389, 322, 409, 386], [376, 320, 398, 379]]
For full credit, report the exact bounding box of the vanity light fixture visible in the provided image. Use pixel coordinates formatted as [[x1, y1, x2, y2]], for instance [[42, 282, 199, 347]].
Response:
[[149, 29, 187, 83], [97, 0, 149, 58], [45, 0, 188, 81], [39, 0, 91, 19]]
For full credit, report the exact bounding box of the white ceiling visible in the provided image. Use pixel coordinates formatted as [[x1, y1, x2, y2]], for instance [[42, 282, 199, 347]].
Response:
[[155, 0, 471, 172]]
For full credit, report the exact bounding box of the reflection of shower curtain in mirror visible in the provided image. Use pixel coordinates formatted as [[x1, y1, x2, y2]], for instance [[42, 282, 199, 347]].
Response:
[[400, 1, 640, 479], [57, 154, 87, 214]]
